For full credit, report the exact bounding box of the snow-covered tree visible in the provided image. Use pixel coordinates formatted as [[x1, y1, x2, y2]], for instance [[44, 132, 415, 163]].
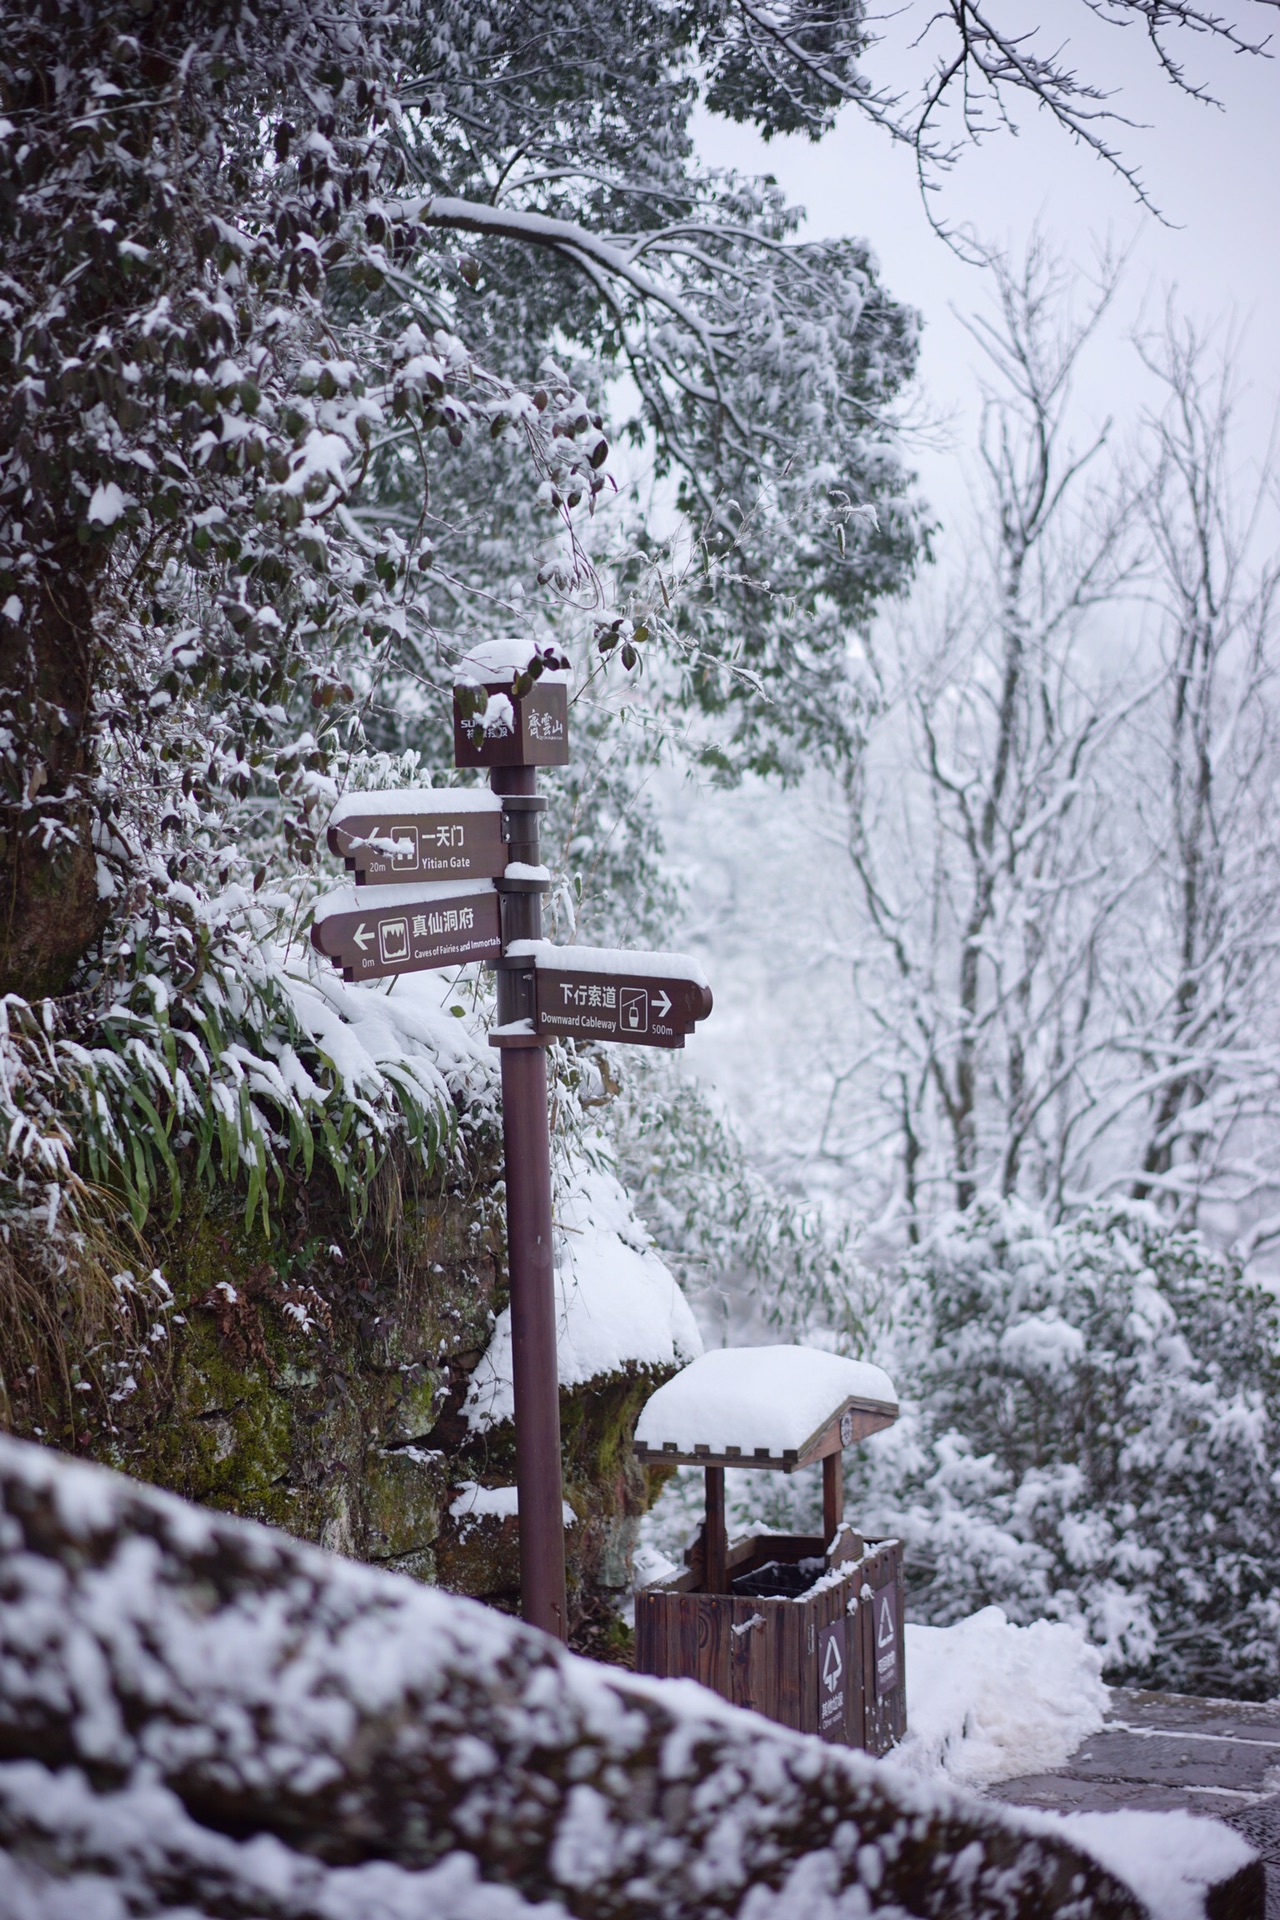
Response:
[[1122, 320, 1280, 1233], [833, 241, 1144, 1224], [849, 1198, 1280, 1697], [821, 242, 1280, 1245], [0, 0, 930, 1019]]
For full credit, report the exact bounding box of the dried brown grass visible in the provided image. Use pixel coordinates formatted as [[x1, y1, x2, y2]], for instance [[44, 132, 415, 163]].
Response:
[[0, 1180, 168, 1445]]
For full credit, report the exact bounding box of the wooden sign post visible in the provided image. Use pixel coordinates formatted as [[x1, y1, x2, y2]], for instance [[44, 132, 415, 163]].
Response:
[[314, 649, 712, 1643]]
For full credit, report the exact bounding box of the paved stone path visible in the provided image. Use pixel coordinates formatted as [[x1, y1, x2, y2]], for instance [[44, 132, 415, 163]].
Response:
[[991, 1688, 1280, 1917]]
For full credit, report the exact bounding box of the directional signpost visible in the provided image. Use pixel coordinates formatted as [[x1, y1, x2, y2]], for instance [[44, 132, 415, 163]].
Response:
[[327, 788, 508, 886], [311, 881, 501, 981], [312, 640, 712, 1644]]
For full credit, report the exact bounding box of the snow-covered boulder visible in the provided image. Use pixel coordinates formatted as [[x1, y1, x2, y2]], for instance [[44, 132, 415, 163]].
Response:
[[0, 1434, 1152, 1919]]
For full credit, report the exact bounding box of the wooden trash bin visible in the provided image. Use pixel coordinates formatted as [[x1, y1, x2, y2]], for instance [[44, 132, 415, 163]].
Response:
[[633, 1346, 906, 1756]]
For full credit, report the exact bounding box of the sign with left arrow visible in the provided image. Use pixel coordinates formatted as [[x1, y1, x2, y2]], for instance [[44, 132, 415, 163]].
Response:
[[327, 788, 507, 886], [311, 880, 501, 981]]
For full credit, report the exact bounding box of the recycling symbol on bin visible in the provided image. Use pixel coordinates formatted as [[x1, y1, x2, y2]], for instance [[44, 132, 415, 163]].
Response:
[[878, 1596, 895, 1651], [822, 1629, 844, 1694]]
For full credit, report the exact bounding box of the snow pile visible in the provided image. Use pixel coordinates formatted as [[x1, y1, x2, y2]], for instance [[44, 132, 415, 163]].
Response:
[[889, 1605, 1109, 1789], [465, 1162, 702, 1429], [312, 875, 497, 924], [507, 939, 709, 986], [328, 786, 502, 825], [0, 1434, 1157, 1920], [455, 636, 572, 684], [887, 1608, 1257, 1918], [635, 1345, 897, 1457], [1050, 1809, 1256, 1920], [278, 952, 495, 1117]]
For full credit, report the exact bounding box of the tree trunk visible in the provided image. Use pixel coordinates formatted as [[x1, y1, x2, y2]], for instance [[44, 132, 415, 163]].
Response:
[[0, 550, 109, 998]]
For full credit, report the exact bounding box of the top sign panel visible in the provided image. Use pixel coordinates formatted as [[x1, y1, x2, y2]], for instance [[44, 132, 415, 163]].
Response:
[[453, 682, 569, 769], [328, 792, 507, 885]]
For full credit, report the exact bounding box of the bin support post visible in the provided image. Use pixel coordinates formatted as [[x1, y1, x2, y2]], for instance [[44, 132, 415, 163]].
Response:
[[493, 765, 568, 1644], [704, 1465, 727, 1594], [823, 1450, 843, 1547]]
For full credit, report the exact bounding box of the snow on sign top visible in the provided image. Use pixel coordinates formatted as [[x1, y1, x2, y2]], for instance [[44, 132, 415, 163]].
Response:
[[313, 876, 496, 922], [454, 636, 572, 686], [634, 1346, 898, 1467], [506, 939, 709, 987], [328, 787, 500, 825]]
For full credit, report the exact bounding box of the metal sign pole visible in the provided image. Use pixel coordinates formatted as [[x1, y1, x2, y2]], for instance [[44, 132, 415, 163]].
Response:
[[320, 664, 710, 1644], [491, 764, 568, 1642]]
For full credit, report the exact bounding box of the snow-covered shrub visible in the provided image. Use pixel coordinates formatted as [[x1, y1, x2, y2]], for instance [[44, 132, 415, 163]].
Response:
[[851, 1199, 1280, 1696], [611, 1067, 867, 1343]]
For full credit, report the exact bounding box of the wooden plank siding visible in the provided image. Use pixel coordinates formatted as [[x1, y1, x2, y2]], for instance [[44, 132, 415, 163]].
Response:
[[636, 1534, 906, 1758]]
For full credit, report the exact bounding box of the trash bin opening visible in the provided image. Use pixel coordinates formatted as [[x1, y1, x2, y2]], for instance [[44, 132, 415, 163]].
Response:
[[731, 1555, 826, 1599]]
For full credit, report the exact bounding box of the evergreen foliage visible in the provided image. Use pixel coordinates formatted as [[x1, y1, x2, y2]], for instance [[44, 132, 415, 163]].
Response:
[[851, 1200, 1280, 1697], [0, 0, 923, 1285], [612, 1067, 865, 1342]]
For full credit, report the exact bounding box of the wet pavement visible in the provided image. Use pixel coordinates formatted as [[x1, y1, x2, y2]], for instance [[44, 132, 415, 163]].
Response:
[[991, 1688, 1280, 1916]]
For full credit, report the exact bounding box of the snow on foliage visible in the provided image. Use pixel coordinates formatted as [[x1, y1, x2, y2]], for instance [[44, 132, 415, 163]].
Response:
[[848, 1199, 1280, 1697], [0, 0, 925, 1024], [0, 1432, 1159, 1919], [610, 1067, 864, 1342], [0, 0, 925, 1379]]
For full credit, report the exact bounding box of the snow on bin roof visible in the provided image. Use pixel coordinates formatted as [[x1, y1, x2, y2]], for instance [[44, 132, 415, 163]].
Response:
[[633, 1345, 898, 1470]]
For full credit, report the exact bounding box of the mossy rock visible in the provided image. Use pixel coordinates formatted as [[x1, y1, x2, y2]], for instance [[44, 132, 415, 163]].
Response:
[[30, 1114, 679, 1634]]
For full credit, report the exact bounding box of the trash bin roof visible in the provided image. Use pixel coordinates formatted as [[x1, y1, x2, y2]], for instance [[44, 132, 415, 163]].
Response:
[[633, 1345, 898, 1471]]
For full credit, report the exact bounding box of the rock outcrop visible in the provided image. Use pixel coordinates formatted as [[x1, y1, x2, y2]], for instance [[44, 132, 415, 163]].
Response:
[[0, 1433, 1152, 1919]]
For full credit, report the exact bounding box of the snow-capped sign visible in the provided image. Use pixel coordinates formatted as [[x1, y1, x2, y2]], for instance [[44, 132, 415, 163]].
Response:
[[327, 788, 507, 885], [818, 1619, 847, 1740], [311, 879, 501, 980], [452, 680, 569, 768], [505, 940, 712, 1049], [453, 638, 571, 767]]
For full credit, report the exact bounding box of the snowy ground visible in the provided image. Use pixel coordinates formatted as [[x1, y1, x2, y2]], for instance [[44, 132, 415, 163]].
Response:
[[890, 1606, 1110, 1791], [883, 1609, 1254, 1919]]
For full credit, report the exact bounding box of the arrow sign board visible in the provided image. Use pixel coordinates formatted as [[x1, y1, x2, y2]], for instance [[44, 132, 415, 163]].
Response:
[[311, 880, 500, 981], [506, 941, 712, 1049], [327, 788, 506, 886]]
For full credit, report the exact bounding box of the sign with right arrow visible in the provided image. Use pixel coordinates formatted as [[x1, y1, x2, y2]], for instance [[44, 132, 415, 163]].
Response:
[[506, 941, 713, 1049]]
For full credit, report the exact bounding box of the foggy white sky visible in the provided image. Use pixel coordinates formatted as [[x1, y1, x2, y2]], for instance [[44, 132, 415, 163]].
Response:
[[695, 8, 1279, 536], [665, 15, 1280, 1213]]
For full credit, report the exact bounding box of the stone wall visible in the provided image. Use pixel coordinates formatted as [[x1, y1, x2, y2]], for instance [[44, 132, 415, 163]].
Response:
[[10, 1108, 677, 1641]]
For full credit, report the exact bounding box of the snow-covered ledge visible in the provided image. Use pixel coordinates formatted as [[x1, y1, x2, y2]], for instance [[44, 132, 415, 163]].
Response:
[[464, 1161, 702, 1431]]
